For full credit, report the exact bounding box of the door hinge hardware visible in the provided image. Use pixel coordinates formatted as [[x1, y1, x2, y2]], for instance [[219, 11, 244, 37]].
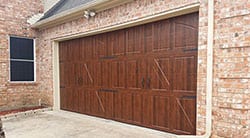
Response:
[[183, 48, 198, 52], [141, 77, 145, 88], [146, 77, 151, 89], [98, 88, 118, 93], [100, 56, 117, 60]]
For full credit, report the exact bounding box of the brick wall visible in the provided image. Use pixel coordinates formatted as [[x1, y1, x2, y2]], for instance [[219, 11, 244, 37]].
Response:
[[37, 0, 208, 135], [0, 0, 44, 111], [37, 0, 250, 137], [212, 0, 250, 137]]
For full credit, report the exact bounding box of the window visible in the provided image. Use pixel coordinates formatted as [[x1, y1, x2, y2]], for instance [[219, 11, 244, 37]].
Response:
[[10, 36, 35, 82]]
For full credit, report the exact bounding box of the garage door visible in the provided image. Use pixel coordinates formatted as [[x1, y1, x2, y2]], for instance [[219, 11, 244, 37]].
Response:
[[59, 12, 198, 135]]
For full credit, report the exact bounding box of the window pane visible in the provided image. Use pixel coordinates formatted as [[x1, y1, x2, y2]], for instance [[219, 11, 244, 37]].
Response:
[[10, 37, 34, 60], [10, 61, 34, 81]]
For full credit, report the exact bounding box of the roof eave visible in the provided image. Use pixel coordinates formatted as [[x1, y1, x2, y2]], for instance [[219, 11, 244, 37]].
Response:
[[32, 0, 133, 29]]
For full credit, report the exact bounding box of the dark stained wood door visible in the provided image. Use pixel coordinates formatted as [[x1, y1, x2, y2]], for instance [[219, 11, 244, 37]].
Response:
[[170, 14, 198, 134], [59, 40, 79, 112], [59, 12, 198, 135]]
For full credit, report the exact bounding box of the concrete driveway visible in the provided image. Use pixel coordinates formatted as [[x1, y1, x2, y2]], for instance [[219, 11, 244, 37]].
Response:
[[2, 110, 175, 138]]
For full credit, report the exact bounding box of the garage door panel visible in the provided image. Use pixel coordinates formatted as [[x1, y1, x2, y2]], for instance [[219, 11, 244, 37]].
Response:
[[60, 88, 67, 110], [86, 37, 94, 60], [61, 88, 76, 112], [114, 92, 122, 119], [93, 61, 111, 88], [72, 88, 79, 112], [88, 90, 99, 115], [74, 63, 81, 86], [102, 92, 114, 118], [84, 90, 92, 114], [172, 13, 198, 50], [121, 93, 133, 121], [63, 88, 70, 110], [85, 90, 104, 116], [67, 89, 74, 111], [173, 12, 199, 28], [111, 61, 125, 89], [67, 41, 75, 61], [149, 57, 171, 91], [71, 63, 77, 86], [126, 60, 144, 89], [172, 23, 198, 50], [153, 96, 171, 129], [69, 40, 81, 61], [59, 63, 66, 86], [144, 23, 154, 53], [95, 34, 108, 58], [132, 93, 143, 124], [173, 56, 197, 93], [80, 62, 94, 87], [142, 95, 154, 126], [64, 63, 75, 86], [66, 40, 81, 62], [153, 20, 171, 51], [110, 30, 125, 56], [102, 61, 111, 88], [126, 26, 144, 54], [90, 91, 114, 118], [144, 21, 171, 53], [173, 96, 196, 134], [59, 43, 67, 62], [95, 91, 106, 116], [80, 37, 94, 60], [62, 63, 70, 86], [78, 89, 86, 114], [94, 62, 102, 87]]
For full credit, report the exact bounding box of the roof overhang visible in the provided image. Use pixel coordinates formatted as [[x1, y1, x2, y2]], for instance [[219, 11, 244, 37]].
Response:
[[32, 0, 133, 29]]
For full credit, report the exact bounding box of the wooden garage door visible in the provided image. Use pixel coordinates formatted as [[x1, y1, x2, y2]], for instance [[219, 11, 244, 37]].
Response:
[[59, 12, 198, 135]]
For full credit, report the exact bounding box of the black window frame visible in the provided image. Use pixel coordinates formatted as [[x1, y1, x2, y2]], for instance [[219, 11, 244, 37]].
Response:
[[9, 36, 36, 82]]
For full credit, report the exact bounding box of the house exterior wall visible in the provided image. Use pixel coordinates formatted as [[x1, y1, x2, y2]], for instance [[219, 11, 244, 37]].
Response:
[[0, 0, 44, 110], [212, 1, 250, 137], [0, 0, 249, 137], [38, 0, 208, 135]]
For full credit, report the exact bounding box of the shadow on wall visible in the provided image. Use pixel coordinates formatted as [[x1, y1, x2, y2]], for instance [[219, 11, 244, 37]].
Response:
[[0, 118, 5, 138]]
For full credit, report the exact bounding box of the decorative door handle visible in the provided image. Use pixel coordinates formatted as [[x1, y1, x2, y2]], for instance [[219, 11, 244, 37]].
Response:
[[146, 77, 151, 89], [141, 77, 145, 88], [183, 48, 198, 52]]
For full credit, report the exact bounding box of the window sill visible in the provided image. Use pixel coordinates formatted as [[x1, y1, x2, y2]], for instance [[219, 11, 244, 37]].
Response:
[[7, 81, 39, 86]]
